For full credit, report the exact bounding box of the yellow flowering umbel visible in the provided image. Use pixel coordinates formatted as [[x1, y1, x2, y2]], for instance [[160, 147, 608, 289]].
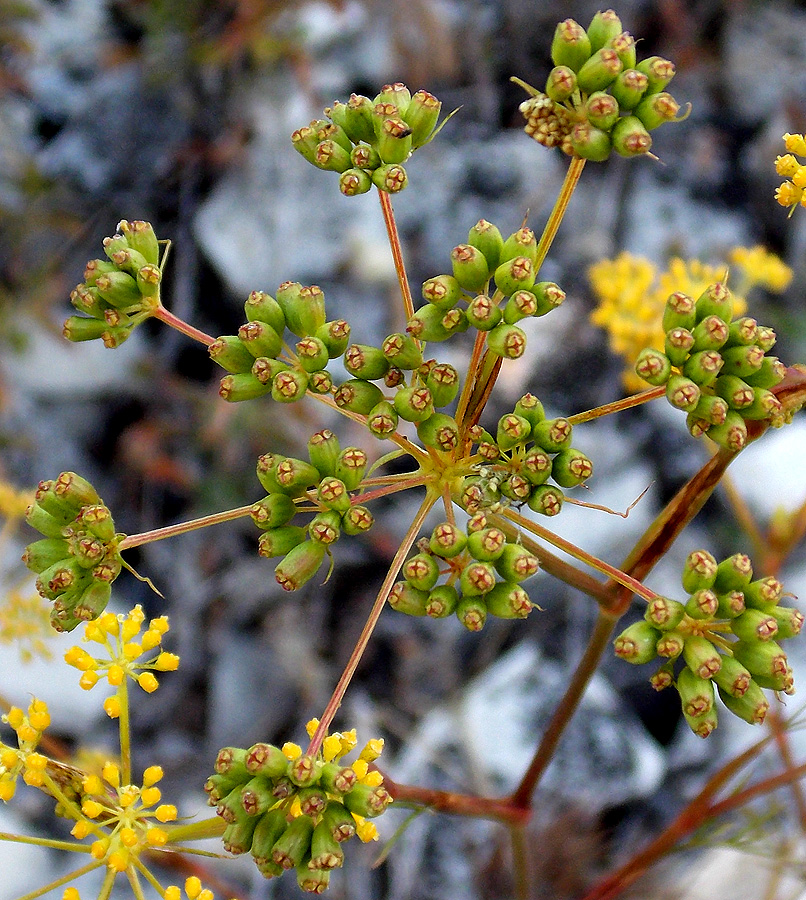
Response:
[[774, 132, 806, 215], [207, 719, 391, 893], [64, 605, 179, 717], [0, 697, 53, 802], [589, 248, 791, 391]]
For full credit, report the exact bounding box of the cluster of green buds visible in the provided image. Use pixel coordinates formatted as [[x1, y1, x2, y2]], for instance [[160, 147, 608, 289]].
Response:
[[407, 219, 566, 359], [391, 509, 540, 631], [460, 393, 592, 518], [253, 430, 373, 591], [634, 283, 786, 450], [207, 722, 390, 893], [64, 220, 163, 348], [22, 473, 121, 631], [210, 284, 350, 403], [614, 550, 803, 737], [291, 83, 443, 195], [518, 9, 685, 161]]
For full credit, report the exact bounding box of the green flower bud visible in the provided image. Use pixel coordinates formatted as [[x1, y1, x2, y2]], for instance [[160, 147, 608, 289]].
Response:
[[551, 448, 593, 488], [635, 348, 672, 385], [683, 350, 723, 386], [333, 379, 384, 415], [404, 89, 441, 147], [662, 291, 697, 332], [532, 417, 573, 452], [208, 335, 255, 374], [308, 510, 341, 546], [752, 666, 794, 694], [577, 47, 623, 93], [466, 294, 502, 332], [683, 635, 722, 679], [551, 19, 592, 72], [504, 289, 538, 323], [341, 505, 373, 535], [135, 263, 161, 299], [393, 385, 434, 422], [219, 372, 272, 402], [68, 529, 106, 567], [222, 816, 259, 855], [644, 596, 686, 630], [636, 56, 676, 93], [340, 94, 376, 144], [692, 394, 729, 426], [294, 336, 329, 373], [485, 582, 533, 618], [422, 584, 457, 618], [500, 228, 538, 267], [423, 363, 458, 408], [117, 220, 160, 266], [272, 457, 320, 497], [755, 326, 777, 353], [740, 388, 783, 422], [239, 776, 275, 816], [451, 244, 490, 292], [665, 327, 695, 366], [375, 82, 411, 114], [656, 631, 685, 659], [366, 400, 399, 438], [243, 290, 285, 334], [732, 609, 778, 643], [521, 448, 553, 486], [275, 540, 327, 591], [493, 543, 539, 582], [532, 281, 566, 316], [716, 589, 745, 618], [719, 344, 765, 379], [334, 447, 367, 491], [743, 576, 783, 611], [272, 814, 315, 870], [344, 344, 389, 381], [22, 538, 71, 574], [682, 549, 718, 593], [712, 655, 752, 698], [318, 763, 358, 796], [257, 526, 307, 558], [422, 274, 462, 310], [708, 411, 747, 452], [25, 500, 70, 539], [585, 91, 620, 130], [686, 588, 719, 619], [406, 304, 453, 341], [634, 91, 681, 130], [110, 246, 149, 277], [310, 821, 345, 871], [430, 522, 467, 558], [238, 321, 283, 359], [95, 270, 144, 310], [587, 9, 623, 52], [417, 413, 460, 452], [381, 333, 422, 370], [650, 662, 675, 691], [511, 393, 544, 427], [320, 801, 356, 843], [683, 705, 718, 739], [271, 369, 309, 403], [377, 116, 413, 165], [250, 494, 297, 530], [61, 316, 108, 343], [388, 580, 429, 615], [215, 747, 251, 781], [317, 477, 351, 514], [610, 68, 649, 109], [318, 120, 353, 153], [459, 561, 496, 597], [251, 357, 289, 386], [723, 317, 758, 349], [462, 222, 503, 276], [769, 606, 804, 640], [718, 682, 769, 725], [372, 163, 408, 193], [466, 527, 506, 562], [245, 742, 289, 778], [291, 125, 321, 164], [614, 621, 661, 664], [611, 115, 652, 157], [665, 374, 701, 412], [316, 319, 351, 358], [609, 30, 636, 68], [694, 282, 732, 323], [527, 484, 564, 516], [545, 65, 577, 102], [456, 595, 487, 631], [276, 282, 326, 337], [488, 322, 527, 360], [691, 315, 729, 353], [714, 374, 755, 409], [677, 666, 715, 719], [250, 807, 289, 864], [496, 413, 531, 451], [501, 473, 531, 502], [743, 357, 786, 390], [403, 552, 440, 592], [570, 121, 612, 161], [70, 284, 108, 318], [340, 167, 373, 196]]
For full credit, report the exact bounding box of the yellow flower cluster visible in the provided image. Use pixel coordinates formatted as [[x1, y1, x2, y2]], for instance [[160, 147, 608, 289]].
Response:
[[0, 587, 53, 662], [164, 876, 217, 900], [775, 133, 806, 214], [589, 247, 791, 391], [0, 697, 51, 801], [63, 605, 179, 715], [69, 762, 178, 874]]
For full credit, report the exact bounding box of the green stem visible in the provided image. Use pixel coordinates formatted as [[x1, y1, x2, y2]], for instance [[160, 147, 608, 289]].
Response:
[[12, 860, 102, 900], [117, 505, 254, 551], [164, 816, 227, 844], [307, 490, 438, 756], [533, 155, 586, 276], [0, 831, 93, 854], [510, 610, 617, 808], [151, 304, 215, 346], [567, 386, 666, 426], [98, 865, 117, 900], [119, 678, 131, 786], [500, 509, 658, 604], [377, 189, 416, 323], [126, 866, 148, 900]]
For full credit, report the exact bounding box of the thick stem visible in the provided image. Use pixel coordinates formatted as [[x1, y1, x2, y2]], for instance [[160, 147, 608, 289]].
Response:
[[378, 189, 416, 322], [567, 386, 666, 426], [117, 505, 254, 551], [510, 610, 617, 808], [151, 305, 215, 346], [533, 155, 586, 276], [306, 491, 438, 755], [382, 778, 529, 826], [455, 329, 488, 436], [164, 816, 227, 843], [118, 678, 131, 786]]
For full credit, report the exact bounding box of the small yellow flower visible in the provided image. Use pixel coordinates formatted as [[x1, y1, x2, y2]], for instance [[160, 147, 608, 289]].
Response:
[[155, 803, 178, 822], [784, 132, 806, 155], [165, 888, 182, 900], [141, 785, 161, 807], [62, 888, 81, 900], [143, 765, 163, 786], [103, 696, 121, 718], [137, 672, 159, 693], [322, 734, 343, 762], [776, 133, 806, 214], [185, 876, 203, 899], [154, 651, 180, 671], [359, 738, 385, 761], [146, 826, 168, 846], [282, 742, 302, 760]]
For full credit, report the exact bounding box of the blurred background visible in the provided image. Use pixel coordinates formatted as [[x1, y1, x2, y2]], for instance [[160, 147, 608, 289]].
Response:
[[2, 0, 806, 897]]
